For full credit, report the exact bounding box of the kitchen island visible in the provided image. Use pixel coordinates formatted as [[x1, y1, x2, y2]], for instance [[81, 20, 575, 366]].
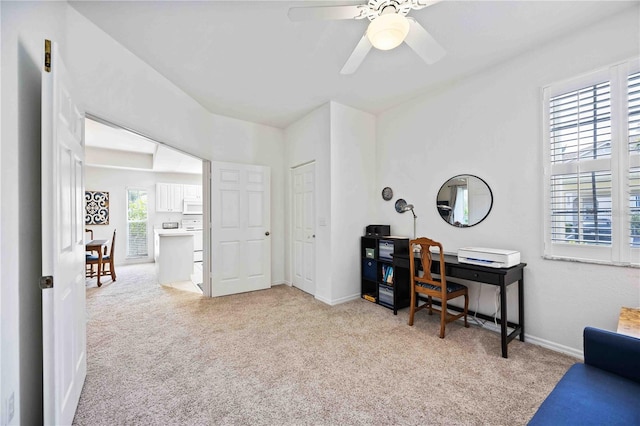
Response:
[[154, 229, 194, 285]]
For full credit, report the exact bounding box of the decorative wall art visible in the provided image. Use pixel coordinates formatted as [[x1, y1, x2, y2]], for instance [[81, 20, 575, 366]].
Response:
[[85, 191, 109, 225]]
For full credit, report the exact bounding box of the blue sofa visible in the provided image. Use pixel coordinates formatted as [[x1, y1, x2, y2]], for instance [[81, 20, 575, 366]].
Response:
[[529, 327, 640, 425]]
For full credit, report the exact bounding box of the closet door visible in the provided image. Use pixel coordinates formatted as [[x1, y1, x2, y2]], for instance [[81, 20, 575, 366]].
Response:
[[292, 162, 315, 295]]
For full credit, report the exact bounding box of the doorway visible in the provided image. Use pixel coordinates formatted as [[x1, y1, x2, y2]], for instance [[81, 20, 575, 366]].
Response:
[[291, 162, 316, 295], [83, 115, 209, 294]]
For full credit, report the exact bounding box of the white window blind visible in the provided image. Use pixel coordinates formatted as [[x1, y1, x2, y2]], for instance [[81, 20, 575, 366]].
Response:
[[549, 81, 612, 164], [550, 172, 612, 246], [629, 72, 640, 249], [630, 168, 640, 249], [127, 189, 148, 258], [629, 72, 640, 153], [543, 60, 639, 266], [548, 79, 612, 247]]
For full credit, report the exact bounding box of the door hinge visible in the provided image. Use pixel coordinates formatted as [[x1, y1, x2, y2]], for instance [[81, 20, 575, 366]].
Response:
[[40, 275, 53, 289], [44, 39, 51, 72]]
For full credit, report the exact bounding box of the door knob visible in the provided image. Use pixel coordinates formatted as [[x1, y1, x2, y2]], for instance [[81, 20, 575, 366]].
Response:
[[265, 231, 270, 236]]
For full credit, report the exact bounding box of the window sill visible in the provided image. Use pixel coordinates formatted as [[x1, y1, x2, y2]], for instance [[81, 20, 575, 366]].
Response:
[[542, 254, 639, 268]]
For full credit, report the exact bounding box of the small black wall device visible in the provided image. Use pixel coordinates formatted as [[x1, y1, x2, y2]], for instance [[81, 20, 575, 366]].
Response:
[[365, 224, 390, 236]]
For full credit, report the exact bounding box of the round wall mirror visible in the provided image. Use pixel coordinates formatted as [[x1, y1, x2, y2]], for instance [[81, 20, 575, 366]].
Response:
[[436, 175, 493, 227]]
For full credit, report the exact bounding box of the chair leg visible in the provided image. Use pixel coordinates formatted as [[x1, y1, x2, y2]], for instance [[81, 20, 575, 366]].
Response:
[[427, 296, 433, 315], [110, 259, 116, 281], [439, 301, 447, 338], [408, 288, 416, 326]]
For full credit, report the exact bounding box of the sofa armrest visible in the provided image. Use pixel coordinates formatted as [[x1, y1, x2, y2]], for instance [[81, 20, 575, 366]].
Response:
[[584, 326, 640, 383]]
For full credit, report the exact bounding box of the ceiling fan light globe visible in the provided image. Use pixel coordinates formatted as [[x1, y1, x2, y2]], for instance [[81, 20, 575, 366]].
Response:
[[367, 13, 410, 50]]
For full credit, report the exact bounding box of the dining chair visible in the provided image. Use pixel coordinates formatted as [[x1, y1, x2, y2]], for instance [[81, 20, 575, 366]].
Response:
[[86, 229, 117, 283], [408, 237, 469, 338]]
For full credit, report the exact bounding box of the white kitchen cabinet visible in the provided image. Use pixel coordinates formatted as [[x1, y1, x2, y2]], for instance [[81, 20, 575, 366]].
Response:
[[156, 183, 184, 212], [183, 184, 202, 200]]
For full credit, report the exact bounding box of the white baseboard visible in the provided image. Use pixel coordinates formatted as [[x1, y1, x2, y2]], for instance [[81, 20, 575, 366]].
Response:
[[524, 334, 583, 360], [271, 280, 288, 286], [459, 317, 583, 360], [315, 293, 360, 306]]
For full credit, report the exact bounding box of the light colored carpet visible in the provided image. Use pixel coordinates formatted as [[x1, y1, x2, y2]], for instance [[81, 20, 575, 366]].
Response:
[[75, 263, 576, 425]]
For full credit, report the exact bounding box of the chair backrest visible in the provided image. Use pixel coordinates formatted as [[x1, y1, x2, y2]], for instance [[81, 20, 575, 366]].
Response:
[[409, 237, 447, 297], [85, 228, 93, 242], [109, 229, 116, 259]]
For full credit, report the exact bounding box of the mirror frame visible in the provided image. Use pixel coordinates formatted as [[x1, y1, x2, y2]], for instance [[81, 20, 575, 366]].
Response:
[[436, 174, 493, 228]]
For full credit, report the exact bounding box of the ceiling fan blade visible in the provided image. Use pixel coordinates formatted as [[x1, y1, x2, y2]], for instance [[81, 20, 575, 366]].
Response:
[[340, 33, 372, 75], [410, 0, 443, 11], [404, 18, 446, 64], [288, 5, 365, 21]]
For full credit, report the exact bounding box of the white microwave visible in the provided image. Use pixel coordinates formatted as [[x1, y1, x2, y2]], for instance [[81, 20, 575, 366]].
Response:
[[183, 198, 202, 215]]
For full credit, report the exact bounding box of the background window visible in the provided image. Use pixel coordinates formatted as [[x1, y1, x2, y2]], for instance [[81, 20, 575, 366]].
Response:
[[543, 61, 639, 265], [127, 189, 148, 258]]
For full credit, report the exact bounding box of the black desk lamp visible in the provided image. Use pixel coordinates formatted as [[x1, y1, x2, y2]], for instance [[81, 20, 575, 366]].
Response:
[[395, 199, 417, 239]]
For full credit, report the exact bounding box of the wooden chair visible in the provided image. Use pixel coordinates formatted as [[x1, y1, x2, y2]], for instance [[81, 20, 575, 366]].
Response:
[[408, 237, 469, 338], [86, 229, 117, 283]]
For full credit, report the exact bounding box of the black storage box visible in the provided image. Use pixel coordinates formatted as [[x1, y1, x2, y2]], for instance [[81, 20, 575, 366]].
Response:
[[365, 224, 390, 236], [362, 259, 377, 281]]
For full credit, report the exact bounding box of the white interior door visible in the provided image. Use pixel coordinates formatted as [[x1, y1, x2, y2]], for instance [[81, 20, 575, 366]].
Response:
[[292, 162, 315, 295], [211, 161, 271, 297], [41, 40, 87, 425]]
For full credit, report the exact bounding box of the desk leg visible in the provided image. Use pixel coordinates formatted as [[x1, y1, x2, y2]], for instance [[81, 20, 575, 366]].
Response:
[[519, 277, 525, 342], [500, 282, 508, 358]]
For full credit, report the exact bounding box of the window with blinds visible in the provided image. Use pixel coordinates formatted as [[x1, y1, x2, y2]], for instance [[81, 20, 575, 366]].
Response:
[[127, 189, 148, 258], [630, 72, 640, 250], [629, 72, 640, 153], [548, 80, 612, 246], [550, 172, 612, 245], [631, 168, 640, 249], [543, 60, 639, 266]]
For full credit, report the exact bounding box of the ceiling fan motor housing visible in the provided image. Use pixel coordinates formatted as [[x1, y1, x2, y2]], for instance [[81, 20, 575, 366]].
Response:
[[365, 0, 413, 21]]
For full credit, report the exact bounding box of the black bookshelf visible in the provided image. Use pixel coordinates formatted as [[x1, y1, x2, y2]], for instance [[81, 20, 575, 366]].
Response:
[[361, 236, 410, 315]]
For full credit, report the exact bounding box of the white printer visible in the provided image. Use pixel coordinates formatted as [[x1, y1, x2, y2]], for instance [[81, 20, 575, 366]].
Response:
[[457, 247, 521, 268]]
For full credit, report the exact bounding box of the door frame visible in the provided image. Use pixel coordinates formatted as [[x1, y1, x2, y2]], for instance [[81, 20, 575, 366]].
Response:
[[290, 160, 316, 294]]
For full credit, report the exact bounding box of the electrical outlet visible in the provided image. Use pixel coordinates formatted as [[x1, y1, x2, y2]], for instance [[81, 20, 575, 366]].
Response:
[[7, 392, 15, 423]]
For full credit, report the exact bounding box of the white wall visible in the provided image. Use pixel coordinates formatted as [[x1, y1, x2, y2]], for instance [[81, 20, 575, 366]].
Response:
[[1, 2, 68, 424], [85, 166, 202, 265], [329, 102, 376, 303], [376, 7, 640, 356], [284, 102, 376, 304]]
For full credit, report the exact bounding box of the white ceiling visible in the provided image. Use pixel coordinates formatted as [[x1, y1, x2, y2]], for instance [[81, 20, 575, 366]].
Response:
[[85, 117, 157, 153], [85, 118, 203, 174], [70, 0, 637, 129]]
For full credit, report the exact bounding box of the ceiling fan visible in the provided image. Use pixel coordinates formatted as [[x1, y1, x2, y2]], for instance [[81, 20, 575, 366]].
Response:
[[288, 0, 446, 74]]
